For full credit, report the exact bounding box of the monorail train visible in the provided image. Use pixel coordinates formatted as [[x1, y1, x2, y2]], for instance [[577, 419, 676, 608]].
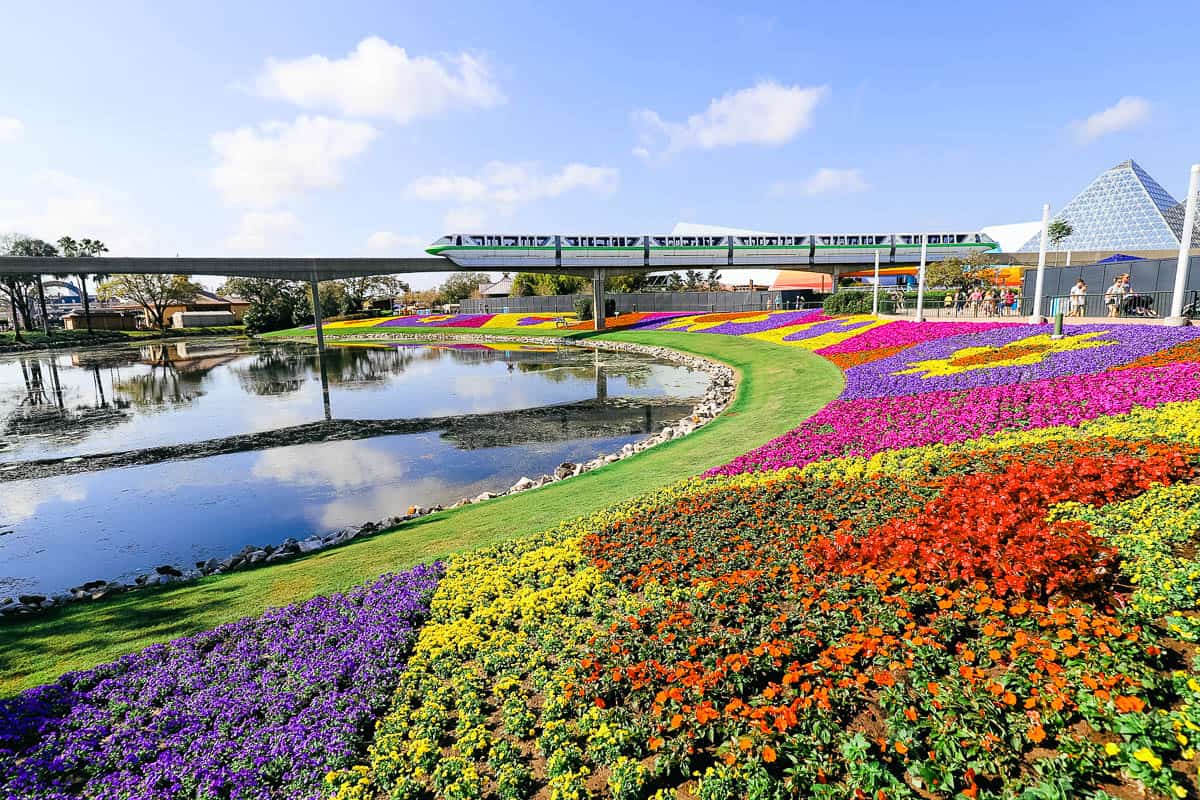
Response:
[[426, 232, 996, 268]]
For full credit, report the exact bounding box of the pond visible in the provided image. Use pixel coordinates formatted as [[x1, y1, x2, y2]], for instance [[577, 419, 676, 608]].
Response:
[[0, 339, 708, 595]]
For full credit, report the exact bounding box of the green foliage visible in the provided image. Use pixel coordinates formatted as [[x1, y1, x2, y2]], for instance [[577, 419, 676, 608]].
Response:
[[1047, 219, 1074, 246], [97, 273, 203, 330], [511, 273, 588, 297], [438, 272, 491, 305], [605, 273, 646, 293], [573, 297, 616, 320], [219, 277, 307, 333], [822, 291, 873, 315]]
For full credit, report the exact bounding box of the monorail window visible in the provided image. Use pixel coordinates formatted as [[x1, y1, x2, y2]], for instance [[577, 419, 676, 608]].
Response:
[[848, 236, 859, 246]]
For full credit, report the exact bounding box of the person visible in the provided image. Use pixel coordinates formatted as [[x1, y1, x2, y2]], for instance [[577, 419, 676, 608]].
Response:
[[969, 287, 984, 317], [943, 291, 955, 316], [954, 289, 966, 316], [1104, 277, 1124, 318], [1003, 288, 1016, 316], [1069, 279, 1087, 317], [983, 288, 997, 317]]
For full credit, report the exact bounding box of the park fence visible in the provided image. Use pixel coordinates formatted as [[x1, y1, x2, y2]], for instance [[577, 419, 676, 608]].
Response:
[[461, 290, 790, 314]]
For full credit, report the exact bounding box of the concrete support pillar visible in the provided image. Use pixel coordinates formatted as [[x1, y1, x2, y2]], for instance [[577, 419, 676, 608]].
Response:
[[310, 268, 331, 421], [831, 265, 841, 294], [1028, 203, 1051, 324], [914, 235, 928, 322], [592, 268, 606, 331], [1166, 164, 1200, 326], [871, 250, 881, 316]]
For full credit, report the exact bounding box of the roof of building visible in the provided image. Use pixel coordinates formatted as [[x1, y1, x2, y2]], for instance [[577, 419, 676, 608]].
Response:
[[478, 274, 513, 297], [1018, 159, 1199, 252]]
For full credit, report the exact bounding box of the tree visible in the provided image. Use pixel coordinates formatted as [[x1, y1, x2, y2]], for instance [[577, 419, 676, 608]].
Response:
[[57, 236, 108, 333], [706, 269, 722, 291], [6, 237, 57, 333], [437, 272, 490, 306], [605, 273, 646, 293], [97, 274, 202, 331], [684, 270, 703, 291], [1047, 219, 1074, 267], [337, 275, 410, 312], [924, 256, 970, 290], [218, 277, 307, 333], [0, 234, 39, 341], [666, 272, 684, 292]]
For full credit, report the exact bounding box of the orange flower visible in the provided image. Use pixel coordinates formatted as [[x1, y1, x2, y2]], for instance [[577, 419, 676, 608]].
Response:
[[894, 741, 909, 755], [1028, 725, 1047, 744], [762, 745, 777, 763], [1114, 696, 1145, 713]]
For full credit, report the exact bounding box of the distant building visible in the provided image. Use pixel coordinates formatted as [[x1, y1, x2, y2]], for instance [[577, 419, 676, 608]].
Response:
[[477, 273, 514, 298], [1018, 160, 1200, 255]]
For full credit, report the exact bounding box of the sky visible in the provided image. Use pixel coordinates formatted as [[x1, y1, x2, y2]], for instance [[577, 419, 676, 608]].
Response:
[[1, 1, 1198, 289]]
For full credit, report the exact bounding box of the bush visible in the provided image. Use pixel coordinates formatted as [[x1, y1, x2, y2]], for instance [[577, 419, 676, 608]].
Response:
[[822, 291, 873, 315], [573, 298, 616, 321]]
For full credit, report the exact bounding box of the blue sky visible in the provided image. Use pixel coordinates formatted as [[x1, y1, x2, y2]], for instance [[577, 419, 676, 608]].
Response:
[[1, 0, 1198, 287]]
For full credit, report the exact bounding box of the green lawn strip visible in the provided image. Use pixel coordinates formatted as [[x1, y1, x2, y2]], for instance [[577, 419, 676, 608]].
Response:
[[0, 326, 247, 352], [0, 331, 843, 694]]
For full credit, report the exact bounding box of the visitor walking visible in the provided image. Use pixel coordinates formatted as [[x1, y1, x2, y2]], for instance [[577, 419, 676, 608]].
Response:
[[982, 288, 997, 317], [954, 289, 966, 316], [1069, 279, 1087, 317], [1002, 288, 1016, 316], [969, 287, 984, 317]]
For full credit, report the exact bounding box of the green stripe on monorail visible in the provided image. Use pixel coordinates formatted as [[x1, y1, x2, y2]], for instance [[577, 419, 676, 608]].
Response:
[[892, 242, 994, 249]]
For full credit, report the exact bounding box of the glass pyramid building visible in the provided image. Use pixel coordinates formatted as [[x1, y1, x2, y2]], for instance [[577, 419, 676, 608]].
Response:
[[1018, 159, 1200, 252]]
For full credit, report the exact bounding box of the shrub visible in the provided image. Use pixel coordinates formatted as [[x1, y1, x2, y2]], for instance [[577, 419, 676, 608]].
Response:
[[822, 291, 873, 315]]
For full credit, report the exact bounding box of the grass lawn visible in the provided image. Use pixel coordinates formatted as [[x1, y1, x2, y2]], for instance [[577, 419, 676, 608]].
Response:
[[0, 326, 246, 352], [0, 330, 843, 694]]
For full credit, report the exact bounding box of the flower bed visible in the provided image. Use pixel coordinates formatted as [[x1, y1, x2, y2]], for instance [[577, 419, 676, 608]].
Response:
[[323, 315, 1200, 800], [0, 564, 441, 800], [13, 312, 1200, 799]]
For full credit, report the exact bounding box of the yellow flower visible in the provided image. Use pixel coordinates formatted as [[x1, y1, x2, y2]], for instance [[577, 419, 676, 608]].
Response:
[[1133, 746, 1163, 770], [1105, 742, 1121, 757]]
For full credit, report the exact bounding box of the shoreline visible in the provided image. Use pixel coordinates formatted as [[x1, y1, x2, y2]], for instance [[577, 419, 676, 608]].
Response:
[[0, 336, 734, 618]]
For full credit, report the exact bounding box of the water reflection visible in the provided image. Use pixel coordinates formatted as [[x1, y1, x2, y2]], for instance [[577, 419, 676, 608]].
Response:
[[0, 340, 710, 594]]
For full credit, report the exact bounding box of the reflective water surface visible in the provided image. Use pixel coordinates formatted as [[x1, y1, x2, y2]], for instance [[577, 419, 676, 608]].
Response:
[[0, 339, 707, 594]]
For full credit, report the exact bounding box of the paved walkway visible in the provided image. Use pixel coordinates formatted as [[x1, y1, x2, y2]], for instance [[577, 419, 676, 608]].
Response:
[[879, 311, 1179, 326]]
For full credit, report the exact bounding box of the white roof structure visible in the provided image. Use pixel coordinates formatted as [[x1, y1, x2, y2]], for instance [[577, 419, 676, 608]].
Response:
[[670, 221, 780, 287], [981, 221, 1041, 253]]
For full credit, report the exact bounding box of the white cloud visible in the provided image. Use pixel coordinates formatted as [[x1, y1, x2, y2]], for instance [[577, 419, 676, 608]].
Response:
[[770, 167, 870, 197], [443, 207, 488, 232], [0, 482, 85, 524], [209, 115, 377, 208], [408, 161, 618, 218], [0, 117, 23, 143], [254, 36, 504, 123], [1073, 96, 1151, 143], [633, 81, 827, 160], [365, 230, 427, 253], [225, 210, 299, 251], [0, 170, 156, 254], [407, 161, 618, 231], [252, 440, 405, 488]]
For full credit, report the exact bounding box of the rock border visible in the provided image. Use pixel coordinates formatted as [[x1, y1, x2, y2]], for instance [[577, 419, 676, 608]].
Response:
[[0, 335, 735, 619]]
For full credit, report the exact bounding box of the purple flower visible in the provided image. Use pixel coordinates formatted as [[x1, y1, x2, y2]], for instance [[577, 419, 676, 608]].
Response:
[[0, 564, 442, 800]]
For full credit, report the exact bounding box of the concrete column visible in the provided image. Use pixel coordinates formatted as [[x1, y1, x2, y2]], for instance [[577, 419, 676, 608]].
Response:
[[592, 268, 606, 331], [871, 250, 881, 316], [310, 269, 331, 421], [1028, 203, 1051, 324], [831, 265, 840, 294], [1166, 164, 1200, 326], [914, 235, 928, 322]]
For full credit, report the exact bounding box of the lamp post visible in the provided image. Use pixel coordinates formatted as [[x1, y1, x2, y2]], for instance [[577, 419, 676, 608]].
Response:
[[1028, 203, 1050, 324], [914, 235, 928, 322], [1166, 164, 1200, 327], [871, 250, 881, 316]]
